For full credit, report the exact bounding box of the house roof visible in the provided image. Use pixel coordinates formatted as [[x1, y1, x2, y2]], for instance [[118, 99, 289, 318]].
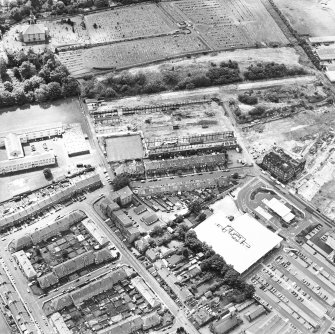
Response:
[[212, 314, 239, 334], [13, 250, 36, 279], [142, 312, 161, 329], [131, 277, 161, 308], [97, 315, 143, 334], [82, 218, 109, 246], [22, 24, 46, 35], [71, 269, 127, 306], [38, 272, 59, 289], [117, 186, 133, 199], [143, 213, 159, 225], [134, 204, 147, 215], [52, 250, 95, 278], [95, 248, 113, 264]]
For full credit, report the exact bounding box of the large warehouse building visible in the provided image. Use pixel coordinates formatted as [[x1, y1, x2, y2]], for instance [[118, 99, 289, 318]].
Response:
[[195, 213, 282, 273]]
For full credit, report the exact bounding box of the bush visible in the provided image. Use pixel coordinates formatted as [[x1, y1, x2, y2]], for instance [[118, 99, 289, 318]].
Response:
[[244, 62, 307, 81], [249, 105, 266, 116], [238, 94, 258, 105]]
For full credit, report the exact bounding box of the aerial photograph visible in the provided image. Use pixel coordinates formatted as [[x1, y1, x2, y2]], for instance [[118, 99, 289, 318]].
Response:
[[0, 0, 335, 333]]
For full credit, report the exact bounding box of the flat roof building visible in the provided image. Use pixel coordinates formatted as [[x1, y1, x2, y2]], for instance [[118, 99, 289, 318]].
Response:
[[309, 36, 335, 45], [5, 133, 24, 160], [245, 313, 300, 334], [263, 198, 295, 223], [63, 123, 90, 157], [0, 152, 56, 175], [195, 213, 282, 273], [0, 122, 63, 147]]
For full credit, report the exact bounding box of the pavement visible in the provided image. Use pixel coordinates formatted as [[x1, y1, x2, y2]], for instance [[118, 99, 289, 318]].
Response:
[[236, 174, 335, 334]]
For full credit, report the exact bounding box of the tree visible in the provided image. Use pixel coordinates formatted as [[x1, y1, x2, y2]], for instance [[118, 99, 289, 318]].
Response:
[[34, 85, 49, 102], [0, 57, 7, 79], [3, 81, 13, 92], [47, 82, 62, 100], [0, 90, 14, 106], [150, 225, 164, 237], [19, 61, 36, 80], [197, 212, 206, 222], [224, 268, 240, 284], [10, 7, 23, 21], [62, 77, 79, 97], [12, 89, 27, 105], [189, 199, 202, 214], [182, 247, 190, 258], [174, 223, 188, 241], [112, 174, 130, 191], [238, 94, 258, 105], [43, 168, 52, 180], [94, 0, 108, 7]]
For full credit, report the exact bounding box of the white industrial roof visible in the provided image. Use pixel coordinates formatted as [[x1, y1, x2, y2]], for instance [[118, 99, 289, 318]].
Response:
[[195, 213, 282, 273], [263, 198, 294, 222], [326, 71, 335, 82], [255, 206, 272, 221], [309, 36, 335, 44]]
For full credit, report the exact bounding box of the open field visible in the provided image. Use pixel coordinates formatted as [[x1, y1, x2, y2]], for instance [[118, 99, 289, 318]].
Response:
[[45, 17, 90, 46], [85, 4, 177, 43], [273, 0, 335, 37], [105, 135, 144, 162], [165, 0, 288, 49], [125, 47, 303, 76], [59, 34, 208, 76]]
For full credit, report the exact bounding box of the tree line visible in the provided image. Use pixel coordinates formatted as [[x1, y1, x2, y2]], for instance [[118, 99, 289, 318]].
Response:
[[82, 60, 308, 100]]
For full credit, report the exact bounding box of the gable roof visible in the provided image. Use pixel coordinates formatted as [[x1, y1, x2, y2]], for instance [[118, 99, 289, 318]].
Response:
[[22, 24, 45, 35]]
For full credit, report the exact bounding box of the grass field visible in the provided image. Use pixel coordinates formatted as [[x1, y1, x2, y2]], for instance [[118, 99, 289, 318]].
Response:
[[167, 0, 288, 49], [105, 135, 144, 162], [273, 0, 335, 37], [59, 34, 208, 75], [85, 4, 177, 44]]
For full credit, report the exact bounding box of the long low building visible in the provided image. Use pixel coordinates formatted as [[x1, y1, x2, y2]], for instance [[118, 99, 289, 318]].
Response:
[[309, 36, 335, 45], [13, 250, 37, 281], [50, 312, 72, 334], [43, 268, 128, 315], [145, 132, 237, 157], [9, 210, 86, 252], [0, 173, 101, 231], [195, 212, 282, 273], [131, 277, 161, 309], [0, 122, 63, 147], [0, 152, 56, 175], [82, 218, 110, 246], [144, 153, 227, 175]]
